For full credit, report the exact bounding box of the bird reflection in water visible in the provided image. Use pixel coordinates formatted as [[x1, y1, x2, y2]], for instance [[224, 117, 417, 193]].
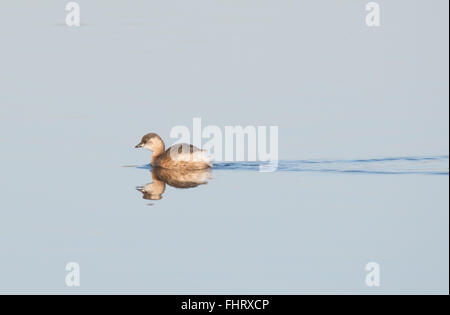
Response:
[[136, 167, 212, 202]]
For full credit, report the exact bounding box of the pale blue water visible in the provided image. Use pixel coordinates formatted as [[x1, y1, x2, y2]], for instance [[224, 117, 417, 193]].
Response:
[[0, 0, 448, 295], [121, 156, 449, 294], [215, 156, 450, 175], [1, 151, 448, 294]]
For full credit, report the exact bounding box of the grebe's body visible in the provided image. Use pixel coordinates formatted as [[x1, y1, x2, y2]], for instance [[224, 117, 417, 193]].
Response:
[[135, 133, 212, 170], [136, 167, 211, 200]]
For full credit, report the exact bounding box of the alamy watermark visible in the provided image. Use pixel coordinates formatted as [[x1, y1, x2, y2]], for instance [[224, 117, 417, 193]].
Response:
[[365, 2, 381, 27], [65, 2, 80, 27], [65, 262, 80, 287], [365, 262, 381, 287], [65, 2, 382, 29], [168, 118, 279, 172], [65, 1, 381, 27]]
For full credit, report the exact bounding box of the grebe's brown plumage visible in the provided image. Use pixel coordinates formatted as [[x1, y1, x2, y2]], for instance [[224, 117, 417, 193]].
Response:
[[136, 167, 211, 200], [135, 133, 212, 170]]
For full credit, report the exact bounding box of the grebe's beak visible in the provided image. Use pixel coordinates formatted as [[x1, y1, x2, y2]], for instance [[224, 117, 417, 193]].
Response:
[[135, 142, 144, 148]]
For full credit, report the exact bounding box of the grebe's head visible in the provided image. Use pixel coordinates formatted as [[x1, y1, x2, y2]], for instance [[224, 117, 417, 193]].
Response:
[[136, 181, 165, 200], [135, 133, 164, 152]]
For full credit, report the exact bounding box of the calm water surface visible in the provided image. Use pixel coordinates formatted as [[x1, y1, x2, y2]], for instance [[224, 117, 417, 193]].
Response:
[[0, 0, 448, 294], [1, 153, 447, 294]]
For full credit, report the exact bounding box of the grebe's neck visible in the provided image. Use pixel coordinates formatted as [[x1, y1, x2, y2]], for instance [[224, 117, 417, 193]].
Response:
[[151, 140, 165, 164]]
